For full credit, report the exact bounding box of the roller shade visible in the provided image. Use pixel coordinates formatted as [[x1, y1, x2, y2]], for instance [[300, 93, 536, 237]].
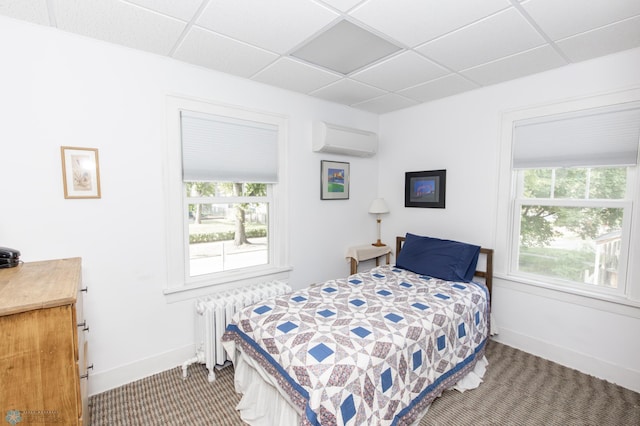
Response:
[[513, 102, 640, 169], [181, 111, 279, 182]]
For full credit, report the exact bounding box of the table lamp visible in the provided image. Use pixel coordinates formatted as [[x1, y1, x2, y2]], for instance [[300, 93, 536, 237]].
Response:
[[369, 198, 390, 246]]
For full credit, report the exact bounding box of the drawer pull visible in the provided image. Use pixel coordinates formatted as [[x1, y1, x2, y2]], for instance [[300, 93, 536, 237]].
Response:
[[77, 320, 90, 332], [80, 364, 94, 380]]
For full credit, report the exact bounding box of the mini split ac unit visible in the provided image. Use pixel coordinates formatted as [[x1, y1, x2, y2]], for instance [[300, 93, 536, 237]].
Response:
[[312, 121, 378, 157]]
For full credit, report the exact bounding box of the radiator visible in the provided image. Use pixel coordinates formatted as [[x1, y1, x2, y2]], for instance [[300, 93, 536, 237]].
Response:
[[182, 280, 292, 382]]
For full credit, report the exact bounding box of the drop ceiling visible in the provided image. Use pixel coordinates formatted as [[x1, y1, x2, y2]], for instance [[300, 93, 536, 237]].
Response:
[[2, 0, 639, 114]]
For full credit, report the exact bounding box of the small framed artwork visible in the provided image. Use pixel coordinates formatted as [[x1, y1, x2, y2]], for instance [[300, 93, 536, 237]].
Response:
[[60, 146, 101, 199], [321, 160, 350, 200], [405, 169, 446, 208]]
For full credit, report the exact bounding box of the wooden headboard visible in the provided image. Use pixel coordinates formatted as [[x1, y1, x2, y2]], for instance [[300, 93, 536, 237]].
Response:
[[395, 236, 494, 295]]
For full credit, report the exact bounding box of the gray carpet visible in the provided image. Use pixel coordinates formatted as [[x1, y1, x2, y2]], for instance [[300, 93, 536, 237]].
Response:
[[90, 340, 640, 425]]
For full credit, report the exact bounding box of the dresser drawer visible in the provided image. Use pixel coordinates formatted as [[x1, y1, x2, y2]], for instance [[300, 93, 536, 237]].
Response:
[[0, 305, 80, 424]]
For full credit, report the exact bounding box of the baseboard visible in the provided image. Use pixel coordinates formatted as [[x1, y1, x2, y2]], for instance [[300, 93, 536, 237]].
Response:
[[88, 344, 196, 396], [492, 327, 640, 393]]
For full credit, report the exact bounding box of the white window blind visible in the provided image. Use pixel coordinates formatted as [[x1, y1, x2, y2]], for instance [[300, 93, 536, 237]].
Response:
[[513, 102, 640, 169], [181, 110, 279, 183]]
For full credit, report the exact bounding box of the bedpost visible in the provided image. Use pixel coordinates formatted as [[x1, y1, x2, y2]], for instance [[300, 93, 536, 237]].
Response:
[[396, 236, 404, 258], [479, 248, 493, 295]]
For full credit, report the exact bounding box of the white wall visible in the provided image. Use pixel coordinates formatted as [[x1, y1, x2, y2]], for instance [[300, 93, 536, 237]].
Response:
[[379, 47, 640, 392], [0, 17, 379, 394]]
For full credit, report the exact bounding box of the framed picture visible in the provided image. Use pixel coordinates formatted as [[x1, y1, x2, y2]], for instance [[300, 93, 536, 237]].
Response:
[[60, 146, 101, 199], [405, 169, 446, 208], [321, 160, 350, 200]]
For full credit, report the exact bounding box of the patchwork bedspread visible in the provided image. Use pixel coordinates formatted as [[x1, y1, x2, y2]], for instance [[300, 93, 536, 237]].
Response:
[[222, 265, 490, 426]]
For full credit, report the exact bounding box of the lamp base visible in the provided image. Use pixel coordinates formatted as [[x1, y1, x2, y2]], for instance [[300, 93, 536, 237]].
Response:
[[372, 241, 386, 247]]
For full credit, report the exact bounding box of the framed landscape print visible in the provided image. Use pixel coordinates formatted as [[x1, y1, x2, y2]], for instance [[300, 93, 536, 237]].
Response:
[[321, 160, 350, 200], [405, 169, 446, 208]]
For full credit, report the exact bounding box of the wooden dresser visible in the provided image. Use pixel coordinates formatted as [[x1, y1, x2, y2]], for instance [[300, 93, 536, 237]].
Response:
[[0, 258, 89, 425]]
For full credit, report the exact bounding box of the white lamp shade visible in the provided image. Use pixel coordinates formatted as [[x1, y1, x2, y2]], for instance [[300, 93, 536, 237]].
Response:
[[368, 198, 389, 214]]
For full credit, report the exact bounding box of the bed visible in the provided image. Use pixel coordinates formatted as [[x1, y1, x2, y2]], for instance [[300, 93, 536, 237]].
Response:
[[221, 234, 493, 425]]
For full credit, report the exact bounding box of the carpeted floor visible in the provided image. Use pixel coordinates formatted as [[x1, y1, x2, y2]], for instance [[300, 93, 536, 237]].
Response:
[[90, 340, 640, 425]]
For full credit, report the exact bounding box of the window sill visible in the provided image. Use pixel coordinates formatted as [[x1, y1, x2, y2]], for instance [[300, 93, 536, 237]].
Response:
[[494, 272, 640, 318], [164, 265, 293, 303]]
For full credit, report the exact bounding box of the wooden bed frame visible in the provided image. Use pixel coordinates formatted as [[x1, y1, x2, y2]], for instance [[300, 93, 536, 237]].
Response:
[[395, 236, 494, 295]]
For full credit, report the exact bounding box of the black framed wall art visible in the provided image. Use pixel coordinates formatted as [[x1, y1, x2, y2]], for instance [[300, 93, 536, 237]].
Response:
[[404, 169, 446, 208]]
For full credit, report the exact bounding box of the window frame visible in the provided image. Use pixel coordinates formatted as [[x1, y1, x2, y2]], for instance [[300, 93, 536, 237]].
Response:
[[164, 95, 290, 302], [510, 168, 632, 298], [495, 89, 640, 307]]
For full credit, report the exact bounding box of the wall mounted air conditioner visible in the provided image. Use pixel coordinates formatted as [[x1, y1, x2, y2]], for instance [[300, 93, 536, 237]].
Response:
[[312, 121, 378, 157]]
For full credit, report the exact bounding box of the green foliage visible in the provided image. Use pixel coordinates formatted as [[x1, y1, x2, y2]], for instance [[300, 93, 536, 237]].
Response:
[[184, 182, 267, 199], [189, 228, 267, 244], [589, 168, 626, 199], [519, 246, 594, 283], [523, 169, 552, 198], [244, 183, 267, 196], [185, 182, 268, 235], [519, 167, 626, 248], [185, 182, 216, 197], [519, 205, 559, 247]]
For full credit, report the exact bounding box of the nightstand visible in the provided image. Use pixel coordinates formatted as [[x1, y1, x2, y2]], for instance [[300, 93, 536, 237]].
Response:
[[346, 244, 392, 274]]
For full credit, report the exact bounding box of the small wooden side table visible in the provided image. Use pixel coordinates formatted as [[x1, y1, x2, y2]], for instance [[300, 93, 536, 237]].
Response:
[[346, 244, 392, 274]]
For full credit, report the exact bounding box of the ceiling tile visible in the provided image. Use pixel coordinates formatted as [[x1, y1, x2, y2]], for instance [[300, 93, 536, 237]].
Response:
[[521, 0, 640, 41], [416, 7, 546, 71], [123, 0, 203, 22], [2, 0, 638, 114], [461, 45, 566, 86], [174, 27, 278, 78], [53, 0, 186, 55], [351, 0, 511, 47], [352, 93, 419, 114], [0, 0, 49, 25], [196, 0, 338, 54], [318, 0, 364, 13], [398, 74, 479, 103], [351, 50, 448, 92], [252, 57, 342, 94], [556, 15, 640, 63], [310, 78, 387, 105]]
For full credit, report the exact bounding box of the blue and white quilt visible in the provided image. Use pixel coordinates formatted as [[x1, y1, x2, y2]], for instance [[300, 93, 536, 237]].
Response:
[[222, 265, 490, 426]]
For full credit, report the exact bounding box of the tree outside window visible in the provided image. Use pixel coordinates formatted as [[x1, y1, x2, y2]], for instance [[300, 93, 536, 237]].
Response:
[[516, 167, 627, 289], [185, 182, 270, 277]]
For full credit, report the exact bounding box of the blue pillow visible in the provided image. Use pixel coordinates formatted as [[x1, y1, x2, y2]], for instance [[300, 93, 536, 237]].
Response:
[[395, 233, 480, 282]]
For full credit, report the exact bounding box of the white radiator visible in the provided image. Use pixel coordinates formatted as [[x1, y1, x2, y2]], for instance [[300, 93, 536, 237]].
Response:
[[182, 280, 292, 382]]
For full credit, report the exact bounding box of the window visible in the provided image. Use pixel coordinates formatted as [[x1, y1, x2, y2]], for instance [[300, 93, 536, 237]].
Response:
[[496, 95, 640, 303], [186, 182, 270, 276], [164, 96, 290, 299], [513, 166, 631, 296]]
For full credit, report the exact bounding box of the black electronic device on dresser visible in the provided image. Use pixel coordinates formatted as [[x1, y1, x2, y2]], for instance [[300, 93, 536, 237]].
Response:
[[0, 247, 20, 268]]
